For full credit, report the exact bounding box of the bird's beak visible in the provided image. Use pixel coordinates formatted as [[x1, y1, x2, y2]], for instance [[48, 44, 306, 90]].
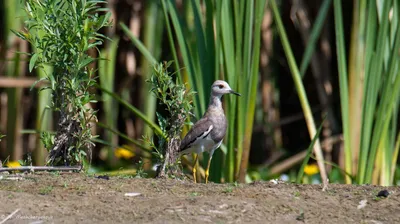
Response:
[[229, 90, 241, 96]]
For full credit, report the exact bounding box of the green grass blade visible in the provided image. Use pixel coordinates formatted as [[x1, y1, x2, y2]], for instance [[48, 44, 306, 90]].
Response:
[[99, 37, 119, 165], [165, 0, 205, 115], [390, 132, 400, 184], [190, 0, 209, 86], [97, 86, 165, 139], [333, 0, 352, 184], [220, 0, 237, 182], [370, 15, 400, 185], [299, 0, 332, 77], [235, 0, 254, 180], [297, 116, 326, 184], [270, 0, 328, 188], [347, 0, 366, 176], [35, 65, 53, 165], [97, 122, 151, 152], [160, 0, 182, 83], [238, 0, 267, 183], [120, 22, 157, 65], [204, 0, 216, 81], [362, 0, 392, 184], [356, 0, 378, 184]]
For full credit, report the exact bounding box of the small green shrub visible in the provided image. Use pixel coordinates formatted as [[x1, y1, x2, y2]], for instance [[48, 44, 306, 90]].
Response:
[[14, 0, 111, 166], [143, 61, 195, 178]]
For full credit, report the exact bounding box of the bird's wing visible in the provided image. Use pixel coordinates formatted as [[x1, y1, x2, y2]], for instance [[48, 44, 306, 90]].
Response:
[[179, 118, 214, 152]]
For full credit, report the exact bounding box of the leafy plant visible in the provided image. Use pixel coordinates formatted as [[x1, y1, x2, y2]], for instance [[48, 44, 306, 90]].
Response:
[[14, 0, 111, 166], [143, 61, 195, 178]]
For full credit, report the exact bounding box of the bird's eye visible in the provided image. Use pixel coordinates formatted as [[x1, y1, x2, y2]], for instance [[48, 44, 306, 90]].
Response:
[[218, 85, 224, 89]]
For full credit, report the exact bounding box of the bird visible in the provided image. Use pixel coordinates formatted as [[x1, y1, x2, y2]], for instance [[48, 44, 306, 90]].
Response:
[[179, 80, 240, 183]]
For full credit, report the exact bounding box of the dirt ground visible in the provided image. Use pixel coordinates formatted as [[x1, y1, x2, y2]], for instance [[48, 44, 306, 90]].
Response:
[[0, 172, 399, 224]]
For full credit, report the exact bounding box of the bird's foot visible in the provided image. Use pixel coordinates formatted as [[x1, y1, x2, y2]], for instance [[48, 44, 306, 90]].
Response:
[[192, 167, 197, 183]]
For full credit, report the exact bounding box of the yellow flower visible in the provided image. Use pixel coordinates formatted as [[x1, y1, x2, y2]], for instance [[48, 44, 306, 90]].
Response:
[[115, 146, 135, 159], [304, 164, 319, 176], [5, 161, 21, 168]]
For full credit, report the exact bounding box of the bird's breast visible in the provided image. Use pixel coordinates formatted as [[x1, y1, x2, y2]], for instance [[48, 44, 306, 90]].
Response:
[[210, 115, 227, 143]]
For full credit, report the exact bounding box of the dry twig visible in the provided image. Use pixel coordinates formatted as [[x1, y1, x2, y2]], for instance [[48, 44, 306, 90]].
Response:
[[0, 209, 20, 224], [0, 166, 81, 173]]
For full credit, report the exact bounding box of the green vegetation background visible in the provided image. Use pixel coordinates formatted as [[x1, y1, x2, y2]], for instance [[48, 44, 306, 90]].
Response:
[[0, 0, 399, 186]]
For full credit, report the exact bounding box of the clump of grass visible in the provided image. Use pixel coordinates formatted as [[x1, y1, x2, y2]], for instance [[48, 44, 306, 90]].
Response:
[[39, 186, 53, 195], [51, 171, 61, 177], [143, 61, 195, 178], [223, 186, 234, 193], [190, 192, 199, 197], [14, 0, 111, 166], [18, 157, 32, 166], [134, 160, 148, 178]]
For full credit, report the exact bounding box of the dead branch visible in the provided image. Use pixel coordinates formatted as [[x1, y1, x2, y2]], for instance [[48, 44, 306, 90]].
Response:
[[0, 166, 82, 173]]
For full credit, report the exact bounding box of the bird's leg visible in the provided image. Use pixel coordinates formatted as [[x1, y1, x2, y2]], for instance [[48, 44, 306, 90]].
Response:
[[205, 156, 213, 184], [205, 150, 215, 184], [192, 154, 199, 183]]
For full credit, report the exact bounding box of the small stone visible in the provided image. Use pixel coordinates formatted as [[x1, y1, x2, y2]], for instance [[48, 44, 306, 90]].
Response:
[[377, 190, 389, 198], [124, 192, 141, 197], [96, 175, 109, 180], [357, 199, 368, 209], [269, 179, 278, 185]]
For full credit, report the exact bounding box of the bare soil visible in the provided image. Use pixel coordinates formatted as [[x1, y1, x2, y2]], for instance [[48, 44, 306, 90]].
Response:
[[0, 173, 399, 224]]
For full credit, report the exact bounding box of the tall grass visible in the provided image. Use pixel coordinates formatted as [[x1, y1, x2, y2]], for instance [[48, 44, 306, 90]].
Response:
[[140, 0, 164, 137], [138, 0, 164, 170], [121, 0, 267, 183], [333, 0, 352, 184], [161, 0, 267, 183], [35, 65, 53, 165], [3, 0, 25, 161], [334, 0, 400, 185], [299, 0, 332, 77], [2, 0, 398, 186], [270, 0, 328, 187], [99, 37, 119, 166], [271, 0, 399, 186]]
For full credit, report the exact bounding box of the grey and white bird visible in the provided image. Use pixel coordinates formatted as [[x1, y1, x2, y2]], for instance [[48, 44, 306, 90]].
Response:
[[179, 80, 240, 183]]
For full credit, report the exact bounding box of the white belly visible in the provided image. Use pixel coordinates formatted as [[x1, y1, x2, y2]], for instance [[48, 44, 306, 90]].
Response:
[[183, 135, 221, 155]]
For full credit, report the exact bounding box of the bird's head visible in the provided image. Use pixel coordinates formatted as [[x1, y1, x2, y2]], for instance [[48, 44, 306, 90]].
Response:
[[211, 80, 241, 98]]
